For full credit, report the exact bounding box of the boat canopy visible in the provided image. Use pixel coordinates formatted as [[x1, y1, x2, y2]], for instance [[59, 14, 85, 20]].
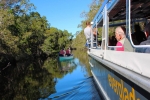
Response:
[[92, 0, 150, 27]]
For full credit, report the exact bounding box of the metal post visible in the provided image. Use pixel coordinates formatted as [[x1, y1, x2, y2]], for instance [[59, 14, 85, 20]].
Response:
[[96, 19, 98, 48], [91, 22, 93, 48]]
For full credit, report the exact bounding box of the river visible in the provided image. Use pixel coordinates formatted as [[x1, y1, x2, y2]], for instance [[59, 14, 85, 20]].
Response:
[[0, 50, 102, 100]]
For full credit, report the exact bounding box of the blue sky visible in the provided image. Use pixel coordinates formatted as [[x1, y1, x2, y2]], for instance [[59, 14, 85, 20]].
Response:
[[29, 0, 92, 35]]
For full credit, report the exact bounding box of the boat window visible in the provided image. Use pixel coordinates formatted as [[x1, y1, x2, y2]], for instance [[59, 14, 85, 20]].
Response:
[[107, 0, 150, 52], [127, 0, 150, 53], [107, 19, 127, 50], [92, 0, 150, 52]]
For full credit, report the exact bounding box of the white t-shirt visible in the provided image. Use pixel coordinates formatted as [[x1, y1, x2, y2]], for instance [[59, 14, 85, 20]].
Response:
[[84, 27, 92, 40]]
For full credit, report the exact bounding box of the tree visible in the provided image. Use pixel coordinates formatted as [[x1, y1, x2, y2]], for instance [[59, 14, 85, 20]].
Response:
[[40, 27, 72, 56], [72, 0, 103, 49]]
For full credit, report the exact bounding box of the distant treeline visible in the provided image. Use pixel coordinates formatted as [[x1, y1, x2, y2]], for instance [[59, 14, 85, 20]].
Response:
[[0, 0, 73, 67]]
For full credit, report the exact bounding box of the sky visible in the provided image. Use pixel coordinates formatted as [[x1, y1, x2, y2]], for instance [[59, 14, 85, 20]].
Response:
[[29, 0, 92, 35]]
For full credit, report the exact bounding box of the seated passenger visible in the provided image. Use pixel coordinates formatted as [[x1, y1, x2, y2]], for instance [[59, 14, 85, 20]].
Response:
[[136, 22, 150, 53], [115, 26, 133, 52], [59, 48, 66, 56], [109, 36, 117, 46], [66, 47, 71, 56], [133, 24, 147, 44], [131, 33, 139, 45]]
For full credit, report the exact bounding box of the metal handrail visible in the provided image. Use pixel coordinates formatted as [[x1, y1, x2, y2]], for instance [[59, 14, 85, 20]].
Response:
[[93, 0, 150, 49], [128, 0, 150, 48]]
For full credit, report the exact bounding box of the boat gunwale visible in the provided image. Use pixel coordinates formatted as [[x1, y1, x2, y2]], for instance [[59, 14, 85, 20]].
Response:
[[88, 51, 150, 93], [59, 55, 74, 61]]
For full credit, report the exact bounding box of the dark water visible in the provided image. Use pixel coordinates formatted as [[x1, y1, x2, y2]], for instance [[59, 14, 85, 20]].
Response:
[[0, 50, 101, 100]]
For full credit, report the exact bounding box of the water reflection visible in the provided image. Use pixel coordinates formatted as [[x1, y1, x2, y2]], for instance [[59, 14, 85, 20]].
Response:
[[43, 50, 102, 100], [59, 59, 76, 73], [1, 50, 100, 100], [0, 58, 56, 100], [73, 50, 92, 76]]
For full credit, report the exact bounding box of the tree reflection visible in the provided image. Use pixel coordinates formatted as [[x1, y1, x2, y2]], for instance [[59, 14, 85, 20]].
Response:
[[0, 50, 89, 99], [72, 50, 92, 76], [43, 58, 77, 79], [0, 57, 57, 99], [59, 59, 77, 74]]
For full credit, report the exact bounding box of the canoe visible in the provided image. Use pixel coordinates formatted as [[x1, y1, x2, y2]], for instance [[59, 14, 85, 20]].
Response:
[[59, 55, 73, 61]]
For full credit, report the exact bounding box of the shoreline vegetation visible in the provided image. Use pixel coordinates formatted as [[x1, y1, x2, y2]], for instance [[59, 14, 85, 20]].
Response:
[[0, 0, 73, 67], [0, 0, 102, 67], [0, 0, 102, 99]]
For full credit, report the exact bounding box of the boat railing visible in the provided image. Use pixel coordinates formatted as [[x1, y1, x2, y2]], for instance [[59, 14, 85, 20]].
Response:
[[126, 0, 150, 49], [128, 34, 150, 48], [108, 18, 150, 49], [92, 0, 150, 51]]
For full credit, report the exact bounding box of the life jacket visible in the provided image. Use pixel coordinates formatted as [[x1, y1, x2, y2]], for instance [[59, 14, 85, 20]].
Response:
[[60, 50, 64, 55], [66, 50, 70, 54]]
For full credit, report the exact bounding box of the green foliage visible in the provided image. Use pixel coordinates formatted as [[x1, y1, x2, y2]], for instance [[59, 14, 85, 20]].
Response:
[[40, 27, 72, 55], [0, 0, 73, 59], [0, 0, 102, 57], [0, 9, 19, 54], [0, 0, 104, 99], [72, 0, 103, 49]]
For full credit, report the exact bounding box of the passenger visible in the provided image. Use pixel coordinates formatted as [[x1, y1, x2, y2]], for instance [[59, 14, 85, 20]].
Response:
[[115, 26, 133, 51], [108, 37, 112, 46], [109, 36, 117, 46], [108, 36, 117, 50], [66, 47, 71, 56], [136, 22, 150, 53], [133, 24, 147, 44], [84, 21, 92, 48], [131, 33, 139, 45], [93, 27, 99, 47], [112, 36, 117, 46], [59, 48, 66, 56], [93, 28, 98, 41], [98, 40, 101, 47]]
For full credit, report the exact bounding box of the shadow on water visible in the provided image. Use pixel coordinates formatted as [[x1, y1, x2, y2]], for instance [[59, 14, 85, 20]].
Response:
[[0, 50, 101, 100]]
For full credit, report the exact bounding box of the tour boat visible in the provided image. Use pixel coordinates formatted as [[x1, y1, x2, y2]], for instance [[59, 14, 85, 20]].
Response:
[[88, 0, 150, 99]]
